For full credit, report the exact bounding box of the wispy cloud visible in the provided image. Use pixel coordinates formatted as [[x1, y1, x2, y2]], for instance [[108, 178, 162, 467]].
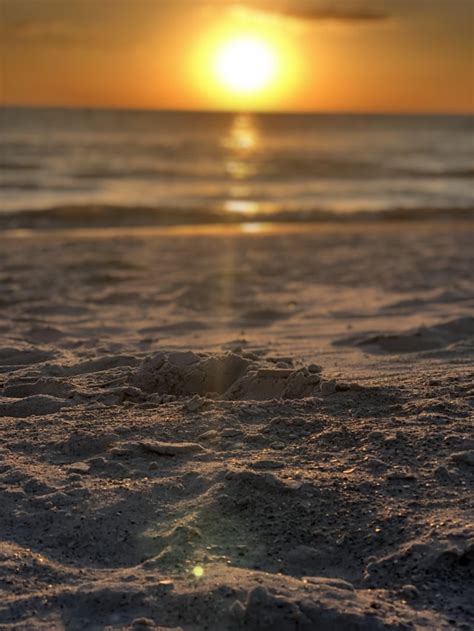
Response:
[[233, 1, 389, 23], [2, 0, 400, 46], [7, 19, 85, 45]]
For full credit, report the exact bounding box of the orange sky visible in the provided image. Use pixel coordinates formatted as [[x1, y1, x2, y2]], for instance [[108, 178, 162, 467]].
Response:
[[1, 0, 473, 113]]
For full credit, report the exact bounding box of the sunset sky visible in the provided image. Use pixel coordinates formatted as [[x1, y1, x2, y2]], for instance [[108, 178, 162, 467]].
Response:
[[1, 0, 473, 113]]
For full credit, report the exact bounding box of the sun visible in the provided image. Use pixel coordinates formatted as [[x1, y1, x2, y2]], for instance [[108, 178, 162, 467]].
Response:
[[190, 23, 300, 109], [214, 36, 277, 95]]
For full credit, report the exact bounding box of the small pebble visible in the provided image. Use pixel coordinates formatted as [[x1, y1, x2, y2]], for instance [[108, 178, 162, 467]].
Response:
[[199, 430, 219, 440], [140, 440, 206, 455], [67, 462, 90, 474], [131, 618, 154, 629], [399, 585, 419, 599], [110, 446, 132, 456], [222, 428, 242, 438], [320, 380, 337, 395], [252, 459, 284, 470], [185, 395, 205, 412]]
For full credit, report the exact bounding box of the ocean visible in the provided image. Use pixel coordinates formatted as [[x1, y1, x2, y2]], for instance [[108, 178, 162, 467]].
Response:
[[1, 107, 473, 227]]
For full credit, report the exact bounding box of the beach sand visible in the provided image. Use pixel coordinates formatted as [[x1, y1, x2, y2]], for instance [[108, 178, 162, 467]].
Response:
[[0, 220, 473, 630]]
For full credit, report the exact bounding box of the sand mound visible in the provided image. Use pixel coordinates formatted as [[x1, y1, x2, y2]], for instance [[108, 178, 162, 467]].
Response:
[[1, 378, 73, 399], [132, 351, 251, 396], [0, 394, 68, 417], [365, 537, 474, 587], [0, 347, 55, 370], [132, 351, 327, 400], [50, 354, 139, 377], [337, 316, 474, 354], [0, 556, 447, 630]]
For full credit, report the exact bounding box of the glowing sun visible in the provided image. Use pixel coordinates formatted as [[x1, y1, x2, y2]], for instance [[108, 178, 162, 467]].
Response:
[[214, 36, 277, 94]]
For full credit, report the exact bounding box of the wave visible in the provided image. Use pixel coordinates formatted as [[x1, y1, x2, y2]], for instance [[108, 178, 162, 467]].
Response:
[[438, 168, 474, 178], [0, 181, 88, 192], [0, 204, 472, 231], [0, 162, 39, 171], [66, 163, 474, 183], [3, 167, 473, 194], [73, 168, 198, 180], [0, 181, 43, 191], [402, 167, 474, 179]]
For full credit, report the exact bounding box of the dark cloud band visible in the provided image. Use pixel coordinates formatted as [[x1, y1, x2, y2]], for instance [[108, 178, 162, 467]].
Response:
[[235, 1, 389, 23]]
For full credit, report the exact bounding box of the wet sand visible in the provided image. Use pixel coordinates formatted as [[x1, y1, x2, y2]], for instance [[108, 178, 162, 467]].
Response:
[[0, 220, 473, 630]]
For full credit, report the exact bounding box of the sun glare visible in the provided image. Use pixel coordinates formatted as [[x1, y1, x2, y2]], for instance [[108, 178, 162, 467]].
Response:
[[214, 37, 277, 94], [190, 20, 301, 110]]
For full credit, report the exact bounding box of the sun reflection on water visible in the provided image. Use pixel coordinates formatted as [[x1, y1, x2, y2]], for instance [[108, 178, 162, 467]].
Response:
[[223, 114, 262, 214], [239, 222, 267, 234], [224, 199, 260, 214], [223, 113, 259, 153]]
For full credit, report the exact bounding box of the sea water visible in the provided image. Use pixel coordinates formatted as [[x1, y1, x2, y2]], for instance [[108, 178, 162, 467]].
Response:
[[1, 107, 472, 223]]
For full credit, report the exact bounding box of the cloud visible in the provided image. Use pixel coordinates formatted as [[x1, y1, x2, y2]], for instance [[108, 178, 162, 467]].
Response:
[[237, 1, 390, 23], [3, 0, 391, 47], [5, 19, 86, 45]]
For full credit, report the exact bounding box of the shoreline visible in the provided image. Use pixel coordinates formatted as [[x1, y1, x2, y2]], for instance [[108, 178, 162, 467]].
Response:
[[0, 206, 473, 233], [1, 216, 474, 241]]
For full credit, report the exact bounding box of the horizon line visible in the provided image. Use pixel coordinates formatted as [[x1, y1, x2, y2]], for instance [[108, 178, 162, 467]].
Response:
[[1, 103, 473, 117]]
